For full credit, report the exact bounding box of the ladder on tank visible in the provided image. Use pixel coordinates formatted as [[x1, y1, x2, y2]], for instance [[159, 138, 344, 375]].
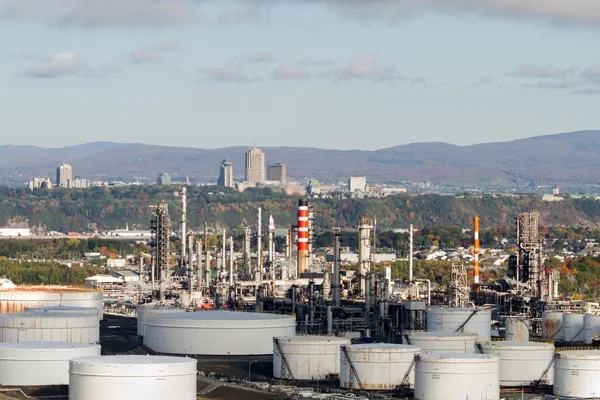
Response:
[[532, 353, 558, 388], [455, 309, 479, 333], [397, 354, 420, 391], [273, 338, 295, 381], [341, 345, 364, 392]]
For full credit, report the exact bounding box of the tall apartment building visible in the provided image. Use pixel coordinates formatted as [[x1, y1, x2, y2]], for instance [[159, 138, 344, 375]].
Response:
[[245, 148, 265, 186], [217, 159, 233, 187], [267, 163, 286, 183], [56, 162, 73, 188], [28, 178, 53, 190], [348, 176, 367, 192]]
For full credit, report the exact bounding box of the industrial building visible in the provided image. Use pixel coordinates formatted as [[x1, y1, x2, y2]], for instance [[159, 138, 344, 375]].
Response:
[[0, 228, 31, 237], [348, 176, 367, 192], [217, 158, 233, 187], [245, 147, 265, 186], [267, 162, 286, 183]]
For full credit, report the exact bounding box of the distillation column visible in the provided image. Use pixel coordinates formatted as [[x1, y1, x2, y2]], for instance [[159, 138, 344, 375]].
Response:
[[358, 216, 374, 296]]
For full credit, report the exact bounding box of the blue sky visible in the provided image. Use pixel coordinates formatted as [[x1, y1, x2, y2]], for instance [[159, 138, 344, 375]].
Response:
[[1, 0, 600, 150]]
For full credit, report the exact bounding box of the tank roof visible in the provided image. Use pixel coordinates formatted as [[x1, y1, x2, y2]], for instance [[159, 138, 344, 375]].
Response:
[[74, 355, 195, 365], [0, 286, 98, 293], [276, 335, 350, 342], [0, 342, 99, 350], [25, 306, 97, 311], [153, 310, 294, 321], [482, 341, 553, 350], [409, 332, 477, 338], [0, 312, 94, 319], [346, 343, 420, 351], [428, 307, 491, 314], [420, 353, 499, 362], [558, 349, 600, 359]]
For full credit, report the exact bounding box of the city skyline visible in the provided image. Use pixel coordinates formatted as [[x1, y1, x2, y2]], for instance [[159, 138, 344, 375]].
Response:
[[1, 1, 599, 150]]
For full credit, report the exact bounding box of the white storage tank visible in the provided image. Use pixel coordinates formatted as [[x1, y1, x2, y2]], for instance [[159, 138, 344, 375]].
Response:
[[561, 313, 585, 342], [0, 287, 103, 320], [25, 306, 98, 318], [583, 313, 600, 344], [0, 342, 100, 386], [405, 332, 476, 354], [69, 355, 197, 400], [554, 350, 600, 398], [427, 307, 492, 340], [0, 312, 99, 343], [414, 353, 500, 400], [505, 317, 530, 342], [481, 341, 554, 387], [136, 306, 181, 337], [541, 311, 563, 340], [144, 311, 296, 355], [273, 336, 350, 380], [340, 344, 420, 390]]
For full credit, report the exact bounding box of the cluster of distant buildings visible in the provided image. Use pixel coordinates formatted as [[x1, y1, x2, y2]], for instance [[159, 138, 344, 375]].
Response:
[[28, 162, 92, 190]]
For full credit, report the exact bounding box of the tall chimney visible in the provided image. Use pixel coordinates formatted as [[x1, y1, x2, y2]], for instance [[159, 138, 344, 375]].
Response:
[[473, 217, 480, 288], [297, 199, 309, 275]]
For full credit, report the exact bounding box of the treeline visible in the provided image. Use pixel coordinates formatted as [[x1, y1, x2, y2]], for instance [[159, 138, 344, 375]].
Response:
[[0, 238, 148, 259], [0, 260, 104, 285], [3, 185, 600, 233]]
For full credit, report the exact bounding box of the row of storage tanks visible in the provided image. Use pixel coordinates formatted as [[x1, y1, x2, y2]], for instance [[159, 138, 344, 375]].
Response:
[[0, 289, 199, 400], [541, 310, 600, 343]]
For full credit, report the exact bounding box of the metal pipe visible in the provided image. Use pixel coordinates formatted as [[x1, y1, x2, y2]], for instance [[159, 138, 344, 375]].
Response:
[[333, 228, 341, 306], [416, 279, 431, 305], [181, 187, 186, 267], [257, 207, 262, 278], [197, 240, 203, 290], [139, 257, 143, 300], [229, 236, 234, 287], [409, 224, 413, 283], [327, 306, 333, 335], [474, 217, 480, 287], [222, 228, 226, 279], [188, 233, 193, 292]]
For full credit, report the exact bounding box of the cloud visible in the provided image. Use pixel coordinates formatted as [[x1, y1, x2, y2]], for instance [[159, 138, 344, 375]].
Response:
[[19, 51, 90, 78], [102, 63, 123, 74], [0, 0, 194, 27], [273, 64, 310, 80], [308, 0, 600, 25], [471, 77, 493, 88], [521, 81, 582, 90], [5, 52, 40, 60], [232, 52, 277, 64], [298, 57, 336, 67], [334, 52, 399, 82], [128, 40, 180, 65], [507, 63, 577, 79], [572, 88, 600, 95], [198, 64, 253, 83], [582, 64, 600, 78]]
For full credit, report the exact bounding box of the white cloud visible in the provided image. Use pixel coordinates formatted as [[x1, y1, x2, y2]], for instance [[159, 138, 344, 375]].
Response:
[[19, 51, 89, 78], [311, 0, 600, 25], [582, 64, 600, 78], [128, 40, 180, 65], [273, 64, 310, 80], [334, 53, 399, 82], [507, 63, 577, 79], [0, 0, 194, 27], [198, 64, 253, 83]]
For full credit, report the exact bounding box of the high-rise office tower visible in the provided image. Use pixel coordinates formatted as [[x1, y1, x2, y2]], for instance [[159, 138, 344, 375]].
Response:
[[56, 162, 73, 188], [267, 163, 286, 183], [245, 148, 265, 186], [217, 159, 233, 187]]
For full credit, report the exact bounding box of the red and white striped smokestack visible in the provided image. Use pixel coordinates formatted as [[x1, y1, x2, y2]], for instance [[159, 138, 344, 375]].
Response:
[[298, 199, 309, 275], [473, 217, 480, 287]]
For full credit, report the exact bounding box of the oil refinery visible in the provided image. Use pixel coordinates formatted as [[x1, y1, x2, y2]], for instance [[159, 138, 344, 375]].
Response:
[[0, 192, 600, 399]]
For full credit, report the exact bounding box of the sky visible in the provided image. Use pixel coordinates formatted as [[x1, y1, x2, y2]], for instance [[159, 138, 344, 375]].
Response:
[[1, 0, 600, 150]]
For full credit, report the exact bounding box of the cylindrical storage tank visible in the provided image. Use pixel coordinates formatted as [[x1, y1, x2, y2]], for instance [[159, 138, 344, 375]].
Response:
[[481, 341, 554, 387], [414, 353, 500, 400], [0, 287, 103, 320], [561, 313, 585, 342], [0, 312, 99, 343], [427, 308, 492, 341], [405, 332, 476, 354], [583, 313, 600, 345], [554, 350, 600, 398], [340, 344, 420, 390], [505, 317, 530, 342], [0, 342, 100, 386], [273, 336, 350, 380], [136, 307, 181, 337], [541, 311, 563, 340], [144, 311, 296, 355], [25, 306, 98, 318], [69, 355, 197, 400]]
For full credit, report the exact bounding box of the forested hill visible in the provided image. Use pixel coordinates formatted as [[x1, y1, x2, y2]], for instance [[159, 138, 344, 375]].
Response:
[[2, 186, 600, 233]]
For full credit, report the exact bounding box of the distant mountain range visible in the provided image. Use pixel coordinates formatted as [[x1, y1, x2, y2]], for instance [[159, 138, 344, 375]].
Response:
[[1, 130, 599, 188]]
